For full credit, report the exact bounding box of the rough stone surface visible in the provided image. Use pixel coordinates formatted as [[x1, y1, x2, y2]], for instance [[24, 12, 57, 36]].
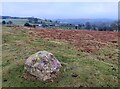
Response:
[[24, 51, 61, 81]]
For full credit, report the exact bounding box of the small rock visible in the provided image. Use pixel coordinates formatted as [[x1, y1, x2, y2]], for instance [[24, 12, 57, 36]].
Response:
[[77, 54, 81, 56], [79, 85, 83, 88], [24, 51, 61, 81], [71, 73, 78, 77], [3, 79, 7, 82], [112, 68, 116, 71]]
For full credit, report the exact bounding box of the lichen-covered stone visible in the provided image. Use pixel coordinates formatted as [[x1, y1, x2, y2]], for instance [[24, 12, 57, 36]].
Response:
[[24, 51, 61, 81]]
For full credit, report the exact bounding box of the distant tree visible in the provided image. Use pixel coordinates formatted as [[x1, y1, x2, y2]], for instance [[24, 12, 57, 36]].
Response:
[[111, 22, 118, 31], [78, 24, 82, 29], [45, 19, 47, 21], [102, 23, 108, 31], [49, 20, 52, 22], [28, 18, 33, 23], [85, 22, 91, 30], [98, 23, 109, 31], [33, 25, 37, 28], [92, 24, 97, 30], [34, 18, 38, 23], [24, 23, 32, 27], [55, 20, 58, 23], [28, 17, 38, 24], [75, 25, 79, 29], [118, 20, 120, 31], [98, 27, 102, 31], [7, 21, 13, 25], [75, 26, 78, 29], [2, 21, 6, 25], [82, 24, 85, 27]]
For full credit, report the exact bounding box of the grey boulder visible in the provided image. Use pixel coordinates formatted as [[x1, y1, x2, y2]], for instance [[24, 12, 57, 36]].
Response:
[[24, 51, 61, 81]]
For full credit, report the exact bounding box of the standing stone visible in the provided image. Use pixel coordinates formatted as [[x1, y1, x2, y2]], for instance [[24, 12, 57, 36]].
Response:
[[24, 51, 61, 81]]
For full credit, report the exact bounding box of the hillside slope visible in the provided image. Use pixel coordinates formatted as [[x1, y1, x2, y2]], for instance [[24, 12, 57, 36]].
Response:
[[2, 26, 119, 87]]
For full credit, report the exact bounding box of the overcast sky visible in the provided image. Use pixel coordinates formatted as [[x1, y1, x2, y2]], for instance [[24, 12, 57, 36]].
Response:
[[2, 2, 118, 19]]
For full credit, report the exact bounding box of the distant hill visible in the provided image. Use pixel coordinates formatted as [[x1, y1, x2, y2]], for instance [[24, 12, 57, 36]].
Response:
[[57, 18, 116, 26], [1, 16, 34, 19], [2, 16, 115, 25]]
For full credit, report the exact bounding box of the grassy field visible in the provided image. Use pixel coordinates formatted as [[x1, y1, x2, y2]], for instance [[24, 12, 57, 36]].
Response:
[[1, 19, 57, 26], [1, 19, 29, 26], [2, 26, 119, 87]]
